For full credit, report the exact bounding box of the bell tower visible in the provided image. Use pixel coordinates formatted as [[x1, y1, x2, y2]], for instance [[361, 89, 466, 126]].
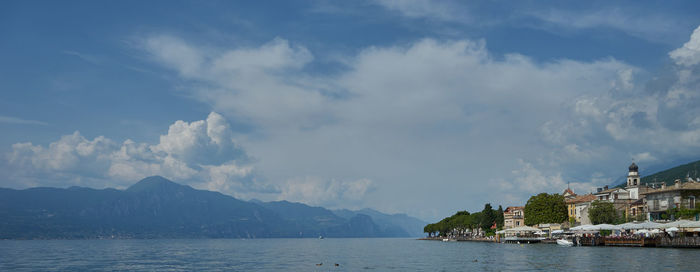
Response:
[[627, 162, 639, 187], [626, 162, 640, 199]]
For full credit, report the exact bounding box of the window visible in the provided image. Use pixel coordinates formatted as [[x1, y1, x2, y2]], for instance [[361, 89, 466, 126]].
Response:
[[634, 179, 637, 185], [690, 196, 696, 209]]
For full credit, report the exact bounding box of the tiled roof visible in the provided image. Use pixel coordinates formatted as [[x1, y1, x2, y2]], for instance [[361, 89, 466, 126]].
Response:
[[563, 188, 576, 196], [631, 198, 644, 206], [565, 193, 596, 204], [641, 181, 700, 195], [594, 187, 625, 195], [504, 206, 524, 212]]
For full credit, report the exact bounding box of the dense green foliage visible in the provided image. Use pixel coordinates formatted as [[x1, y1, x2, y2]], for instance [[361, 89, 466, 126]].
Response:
[[668, 206, 700, 220], [640, 159, 700, 186], [496, 205, 504, 229], [588, 201, 617, 224], [523, 193, 567, 225], [423, 203, 500, 237], [481, 204, 496, 228]]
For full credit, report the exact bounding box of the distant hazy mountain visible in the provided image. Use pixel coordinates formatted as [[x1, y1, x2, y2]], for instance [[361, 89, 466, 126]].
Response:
[[333, 208, 428, 237], [0, 176, 415, 239]]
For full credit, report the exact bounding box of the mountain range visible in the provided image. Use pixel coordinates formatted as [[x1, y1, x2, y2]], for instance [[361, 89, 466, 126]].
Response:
[[0, 176, 426, 239]]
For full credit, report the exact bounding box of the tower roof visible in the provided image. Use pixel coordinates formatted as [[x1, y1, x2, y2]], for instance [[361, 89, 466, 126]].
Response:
[[629, 162, 638, 172]]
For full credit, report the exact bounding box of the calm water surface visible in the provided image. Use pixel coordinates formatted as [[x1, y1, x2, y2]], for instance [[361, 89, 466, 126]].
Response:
[[1, 238, 699, 271]]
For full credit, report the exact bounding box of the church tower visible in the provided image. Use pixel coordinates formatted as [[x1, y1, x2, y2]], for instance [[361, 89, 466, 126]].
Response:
[[626, 162, 640, 199], [627, 162, 639, 187]]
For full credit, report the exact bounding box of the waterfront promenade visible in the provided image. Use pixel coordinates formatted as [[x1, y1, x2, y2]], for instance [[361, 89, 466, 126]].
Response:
[[423, 233, 700, 248]]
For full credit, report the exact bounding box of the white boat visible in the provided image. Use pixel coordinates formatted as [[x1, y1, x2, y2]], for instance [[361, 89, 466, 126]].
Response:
[[556, 239, 573, 246], [442, 238, 449, 242]]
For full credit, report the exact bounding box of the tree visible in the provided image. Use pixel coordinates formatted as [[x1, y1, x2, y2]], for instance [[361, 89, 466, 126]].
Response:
[[423, 224, 437, 237], [588, 201, 616, 224], [480, 203, 496, 228], [496, 205, 505, 229], [524, 193, 568, 225]]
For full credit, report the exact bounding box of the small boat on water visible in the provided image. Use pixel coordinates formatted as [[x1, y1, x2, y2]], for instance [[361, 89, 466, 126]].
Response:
[[556, 239, 573, 246], [442, 238, 449, 242]]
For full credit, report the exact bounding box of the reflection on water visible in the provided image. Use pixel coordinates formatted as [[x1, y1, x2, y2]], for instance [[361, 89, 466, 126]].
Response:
[[1, 238, 699, 271]]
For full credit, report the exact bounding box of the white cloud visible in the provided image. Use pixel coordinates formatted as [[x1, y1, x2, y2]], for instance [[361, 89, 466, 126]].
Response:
[[373, 0, 466, 22], [528, 7, 678, 42], [145, 35, 327, 130], [494, 159, 599, 203], [3, 113, 261, 195], [9, 24, 700, 219], [2, 112, 376, 208], [8, 132, 114, 174], [139, 34, 646, 216], [670, 26, 700, 66], [0, 116, 48, 126], [632, 152, 656, 163], [278, 176, 374, 209], [371, 1, 684, 44]]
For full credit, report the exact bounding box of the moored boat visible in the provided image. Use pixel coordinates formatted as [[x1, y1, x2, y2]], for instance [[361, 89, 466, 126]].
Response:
[[556, 239, 573, 246]]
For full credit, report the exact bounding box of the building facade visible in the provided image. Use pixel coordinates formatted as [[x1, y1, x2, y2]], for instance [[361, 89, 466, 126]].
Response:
[[503, 206, 525, 229], [592, 163, 648, 220], [566, 194, 596, 224], [643, 179, 700, 220]]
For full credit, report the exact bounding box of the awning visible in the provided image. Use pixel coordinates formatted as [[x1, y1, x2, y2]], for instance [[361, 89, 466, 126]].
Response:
[[657, 220, 692, 229], [680, 221, 700, 228], [501, 226, 541, 233]]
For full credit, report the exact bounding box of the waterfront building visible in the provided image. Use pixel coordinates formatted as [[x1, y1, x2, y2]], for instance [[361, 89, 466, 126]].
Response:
[[629, 198, 646, 220], [576, 200, 593, 225], [566, 194, 596, 224], [503, 206, 524, 229], [642, 179, 700, 220], [562, 187, 576, 200], [592, 163, 650, 220]]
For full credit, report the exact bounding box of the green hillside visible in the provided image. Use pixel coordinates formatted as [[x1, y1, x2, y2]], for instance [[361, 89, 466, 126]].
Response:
[[641, 159, 700, 185]]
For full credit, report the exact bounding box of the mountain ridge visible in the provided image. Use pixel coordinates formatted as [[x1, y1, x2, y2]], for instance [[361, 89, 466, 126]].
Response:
[[0, 176, 423, 239]]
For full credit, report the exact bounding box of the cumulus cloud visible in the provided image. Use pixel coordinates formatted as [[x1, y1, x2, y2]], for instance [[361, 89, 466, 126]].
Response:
[[278, 176, 375, 209], [3, 112, 377, 208], [140, 33, 651, 216], [12, 24, 700, 218], [144, 36, 324, 129], [543, 25, 700, 163], [495, 159, 600, 204], [3, 113, 261, 195], [670, 26, 700, 66]]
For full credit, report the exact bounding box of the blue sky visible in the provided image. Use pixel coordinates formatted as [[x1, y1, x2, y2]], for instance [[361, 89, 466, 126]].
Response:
[[2, 0, 700, 221]]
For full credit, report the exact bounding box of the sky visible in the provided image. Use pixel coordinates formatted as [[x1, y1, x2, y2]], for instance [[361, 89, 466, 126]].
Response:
[[2, 0, 700, 221]]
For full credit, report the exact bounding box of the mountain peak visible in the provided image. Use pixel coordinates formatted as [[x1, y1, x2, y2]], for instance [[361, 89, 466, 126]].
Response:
[[126, 176, 189, 193]]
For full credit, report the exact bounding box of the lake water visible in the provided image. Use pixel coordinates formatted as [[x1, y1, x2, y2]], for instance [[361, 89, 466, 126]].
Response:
[[1, 238, 699, 271]]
